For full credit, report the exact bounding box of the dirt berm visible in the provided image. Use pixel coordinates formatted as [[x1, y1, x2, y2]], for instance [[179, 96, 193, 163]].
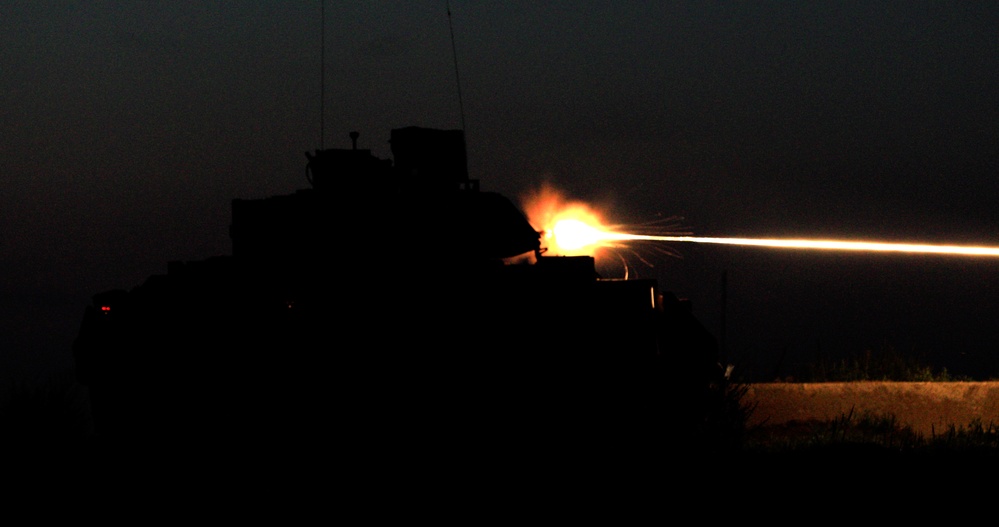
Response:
[[744, 382, 999, 436]]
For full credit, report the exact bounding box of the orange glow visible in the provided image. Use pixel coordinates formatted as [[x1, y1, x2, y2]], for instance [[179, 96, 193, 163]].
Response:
[[521, 183, 618, 256]]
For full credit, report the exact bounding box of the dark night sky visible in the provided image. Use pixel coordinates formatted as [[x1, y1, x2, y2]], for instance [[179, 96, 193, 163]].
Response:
[[4, 2, 999, 385]]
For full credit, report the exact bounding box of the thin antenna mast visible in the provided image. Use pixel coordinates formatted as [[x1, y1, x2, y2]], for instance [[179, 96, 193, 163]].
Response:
[[446, 1, 466, 134], [320, 0, 326, 149]]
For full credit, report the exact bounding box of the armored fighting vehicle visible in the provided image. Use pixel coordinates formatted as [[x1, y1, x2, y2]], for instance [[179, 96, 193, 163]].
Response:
[[73, 126, 721, 465]]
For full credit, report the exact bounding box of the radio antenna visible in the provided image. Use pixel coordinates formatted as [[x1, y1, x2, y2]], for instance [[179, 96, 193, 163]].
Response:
[[320, 0, 326, 149], [446, 1, 466, 134]]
